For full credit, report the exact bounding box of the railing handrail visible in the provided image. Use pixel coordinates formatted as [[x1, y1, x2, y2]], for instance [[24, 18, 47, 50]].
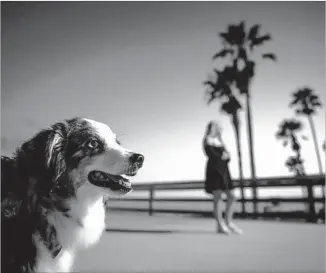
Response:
[[106, 174, 325, 222], [131, 174, 325, 190], [111, 196, 325, 203]]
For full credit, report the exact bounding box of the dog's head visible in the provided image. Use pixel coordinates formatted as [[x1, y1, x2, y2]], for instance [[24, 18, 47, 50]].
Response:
[[16, 117, 144, 199]]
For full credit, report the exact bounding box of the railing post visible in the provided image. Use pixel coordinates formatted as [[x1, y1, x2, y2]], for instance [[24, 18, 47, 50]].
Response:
[[306, 178, 316, 223], [240, 182, 246, 218], [322, 178, 325, 217], [149, 186, 155, 216], [323, 177, 326, 221], [252, 179, 258, 219]]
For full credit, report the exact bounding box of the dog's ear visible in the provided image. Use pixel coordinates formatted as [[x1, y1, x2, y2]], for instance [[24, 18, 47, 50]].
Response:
[[46, 129, 67, 183]]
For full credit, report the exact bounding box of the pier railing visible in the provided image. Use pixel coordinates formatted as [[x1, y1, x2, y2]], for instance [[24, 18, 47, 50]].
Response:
[[107, 175, 325, 222]]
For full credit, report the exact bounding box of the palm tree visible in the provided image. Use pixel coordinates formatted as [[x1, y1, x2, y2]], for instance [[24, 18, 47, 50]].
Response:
[[204, 68, 246, 215], [285, 156, 305, 176], [204, 68, 233, 104], [213, 21, 276, 215], [276, 119, 307, 164], [290, 87, 324, 174], [276, 119, 309, 211]]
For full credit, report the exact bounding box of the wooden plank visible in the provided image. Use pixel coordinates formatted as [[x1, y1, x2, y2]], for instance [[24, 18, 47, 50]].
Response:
[[132, 175, 325, 188], [131, 175, 325, 191], [107, 207, 314, 220], [110, 197, 325, 203], [113, 175, 325, 221]]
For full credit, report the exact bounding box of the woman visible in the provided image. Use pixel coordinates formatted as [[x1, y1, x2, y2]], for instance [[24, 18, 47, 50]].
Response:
[[203, 121, 243, 235]]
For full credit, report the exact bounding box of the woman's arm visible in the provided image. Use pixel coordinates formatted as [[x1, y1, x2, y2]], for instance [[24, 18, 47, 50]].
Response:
[[204, 140, 224, 158], [218, 137, 231, 162], [221, 149, 230, 161], [206, 143, 230, 163]]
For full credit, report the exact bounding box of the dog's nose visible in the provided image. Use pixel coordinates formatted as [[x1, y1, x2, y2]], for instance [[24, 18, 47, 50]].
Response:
[[129, 153, 144, 166]]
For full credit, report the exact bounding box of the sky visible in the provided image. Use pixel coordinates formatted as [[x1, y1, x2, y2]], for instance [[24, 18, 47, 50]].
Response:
[[1, 2, 325, 194]]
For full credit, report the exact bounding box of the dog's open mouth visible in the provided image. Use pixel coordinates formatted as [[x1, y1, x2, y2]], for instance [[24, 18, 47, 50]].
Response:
[[88, 171, 133, 193]]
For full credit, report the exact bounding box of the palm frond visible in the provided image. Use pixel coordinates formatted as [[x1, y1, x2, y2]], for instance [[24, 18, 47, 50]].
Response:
[[312, 101, 322, 107], [212, 49, 234, 60], [256, 34, 272, 44], [289, 95, 300, 106], [205, 90, 218, 106], [219, 32, 235, 45], [262, 53, 276, 61], [235, 21, 246, 45], [250, 34, 271, 50], [248, 24, 260, 41], [304, 108, 315, 115], [309, 94, 319, 101], [203, 80, 215, 88]]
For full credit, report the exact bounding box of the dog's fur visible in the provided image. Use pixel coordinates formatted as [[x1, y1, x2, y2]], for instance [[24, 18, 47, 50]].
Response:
[[1, 117, 144, 272]]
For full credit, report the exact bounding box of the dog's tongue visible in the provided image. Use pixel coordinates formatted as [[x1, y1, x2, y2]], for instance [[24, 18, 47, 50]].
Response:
[[92, 172, 128, 183], [107, 174, 128, 183]]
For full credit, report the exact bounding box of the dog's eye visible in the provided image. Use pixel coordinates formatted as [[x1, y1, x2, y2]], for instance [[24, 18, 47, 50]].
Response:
[[86, 139, 100, 149]]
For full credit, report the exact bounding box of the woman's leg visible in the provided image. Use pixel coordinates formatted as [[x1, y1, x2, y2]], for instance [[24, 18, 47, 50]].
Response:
[[212, 190, 230, 234], [225, 190, 243, 234]]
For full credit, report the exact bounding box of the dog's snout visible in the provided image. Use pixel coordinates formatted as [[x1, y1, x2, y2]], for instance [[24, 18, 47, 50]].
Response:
[[129, 153, 144, 166]]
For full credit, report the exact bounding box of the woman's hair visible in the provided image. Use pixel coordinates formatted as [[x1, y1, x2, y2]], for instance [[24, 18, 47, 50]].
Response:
[[205, 120, 222, 139]]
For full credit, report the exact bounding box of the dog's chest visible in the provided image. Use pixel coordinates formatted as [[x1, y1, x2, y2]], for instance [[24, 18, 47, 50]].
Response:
[[34, 198, 106, 272], [60, 197, 106, 248]]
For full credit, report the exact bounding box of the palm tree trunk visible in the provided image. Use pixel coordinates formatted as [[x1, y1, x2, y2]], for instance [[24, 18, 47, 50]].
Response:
[[307, 115, 323, 174], [292, 135, 309, 212], [233, 116, 246, 216], [307, 115, 325, 210], [245, 94, 258, 216]]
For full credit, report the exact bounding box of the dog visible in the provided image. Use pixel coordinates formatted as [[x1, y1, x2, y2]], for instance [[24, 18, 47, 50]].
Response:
[[1, 117, 144, 272]]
